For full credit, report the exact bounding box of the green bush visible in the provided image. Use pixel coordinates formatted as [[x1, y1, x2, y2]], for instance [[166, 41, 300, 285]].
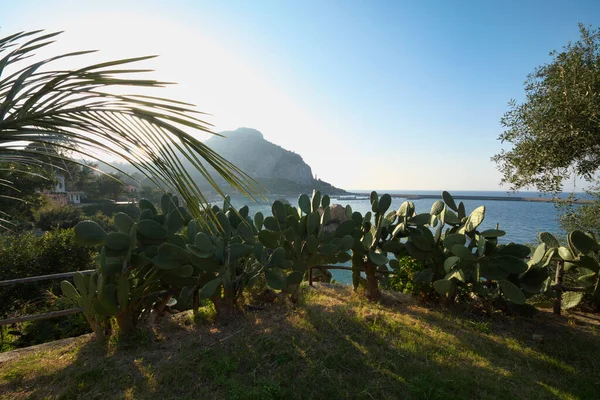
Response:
[[390, 256, 430, 296], [36, 204, 84, 231], [7, 292, 91, 349], [0, 229, 95, 319], [81, 202, 139, 220]]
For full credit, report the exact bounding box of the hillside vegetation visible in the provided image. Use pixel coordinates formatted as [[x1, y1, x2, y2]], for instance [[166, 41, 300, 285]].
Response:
[[1, 285, 598, 400]]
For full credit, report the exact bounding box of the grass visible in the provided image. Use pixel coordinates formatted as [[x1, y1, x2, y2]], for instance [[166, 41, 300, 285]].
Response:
[[0, 284, 599, 399]]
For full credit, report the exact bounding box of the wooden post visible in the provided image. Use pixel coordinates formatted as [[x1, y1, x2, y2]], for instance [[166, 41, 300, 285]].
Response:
[[553, 260, 564, 315]]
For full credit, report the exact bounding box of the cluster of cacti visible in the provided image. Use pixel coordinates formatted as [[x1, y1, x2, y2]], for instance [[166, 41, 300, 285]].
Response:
[[342, 192, 399, 300], [389, 191, 547, 306], [255, 190, 354, 299], [530, 230, 600, 313], [63, 190, 594, 338], [63, 194, 198, 333], [186, 197, 263, 318]]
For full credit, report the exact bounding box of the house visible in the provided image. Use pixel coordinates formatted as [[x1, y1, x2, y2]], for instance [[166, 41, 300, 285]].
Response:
[[43, 173, 85, 205]]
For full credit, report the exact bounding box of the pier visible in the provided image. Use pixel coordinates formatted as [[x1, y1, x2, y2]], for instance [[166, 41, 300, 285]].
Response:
[[344, 193, 593, 204]]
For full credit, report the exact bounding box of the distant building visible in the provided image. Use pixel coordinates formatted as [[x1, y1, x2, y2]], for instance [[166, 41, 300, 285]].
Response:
[[43, 173, 85, 205]]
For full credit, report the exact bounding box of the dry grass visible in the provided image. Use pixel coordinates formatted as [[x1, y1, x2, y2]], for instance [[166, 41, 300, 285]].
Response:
[[1, 284, 599, 400]]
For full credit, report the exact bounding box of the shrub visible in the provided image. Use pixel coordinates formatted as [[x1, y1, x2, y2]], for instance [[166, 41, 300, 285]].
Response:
[[390, 256, 430, 296], [81, 201, 140, 220], [36, 204, 84, 231], [0, 229, 95, 319]]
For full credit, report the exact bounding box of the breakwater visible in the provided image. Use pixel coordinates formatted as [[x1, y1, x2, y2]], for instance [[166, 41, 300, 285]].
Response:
[[343, 193, 592, 204]]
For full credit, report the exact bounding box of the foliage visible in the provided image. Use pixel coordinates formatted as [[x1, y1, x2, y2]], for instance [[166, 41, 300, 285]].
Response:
[[531, 230, 600, 312], [52, 190, 600, 342], [255, 191, 352, 298], [81, 202, 140, 221], [65, 193, 266, 332], [35, 202, 84, 231], [389, 255, 428, 296], [0, 29, 260, 229], [557, 189, 600, 238], [0, 163, 53, 229], [0, 229, 95, 319], [93, 173, 126, 202], [493, 24, 600, 193], [7, 293, 91, 349]]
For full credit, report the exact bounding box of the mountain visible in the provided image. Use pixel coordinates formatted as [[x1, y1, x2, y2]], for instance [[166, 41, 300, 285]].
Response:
[[203, 128, 345, 195], [95, 127, 346, 196]]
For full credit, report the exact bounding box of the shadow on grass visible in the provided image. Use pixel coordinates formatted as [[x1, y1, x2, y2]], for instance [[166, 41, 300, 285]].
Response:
[[1, 287, 599, 400]]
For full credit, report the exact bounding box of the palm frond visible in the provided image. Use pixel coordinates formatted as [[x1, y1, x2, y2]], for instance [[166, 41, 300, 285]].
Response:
[[0, 30, 263, 224]]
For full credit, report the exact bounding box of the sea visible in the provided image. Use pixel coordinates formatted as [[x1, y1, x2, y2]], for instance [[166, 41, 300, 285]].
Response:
[[216, 190, 592, 285]]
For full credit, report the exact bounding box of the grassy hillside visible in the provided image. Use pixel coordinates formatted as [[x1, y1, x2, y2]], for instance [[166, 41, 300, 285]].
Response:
[[1, 285, 598, 400]]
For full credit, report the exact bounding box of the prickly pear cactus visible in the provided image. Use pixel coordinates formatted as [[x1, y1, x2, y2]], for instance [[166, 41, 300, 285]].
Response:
[[256, 190, 353, 297], [533, 230, 600, 313]]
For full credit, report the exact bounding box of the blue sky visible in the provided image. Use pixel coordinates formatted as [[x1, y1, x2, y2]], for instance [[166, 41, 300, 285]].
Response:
[[3, 0, 600, 191]]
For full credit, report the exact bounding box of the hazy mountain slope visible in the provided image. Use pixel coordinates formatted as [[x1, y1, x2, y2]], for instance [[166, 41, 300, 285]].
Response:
[[202, 128, 345, 194], [96, 127, 345, 195]]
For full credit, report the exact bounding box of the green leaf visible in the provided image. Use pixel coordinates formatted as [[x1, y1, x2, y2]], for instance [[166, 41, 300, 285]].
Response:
[[561, 291, 584, 310], [408, 213, 431, 226], [480, 229, 506, 238], [368, 249, 388, 266], [307, 211, 320, 235], [498, 243, 531, 258], [254, 211, 264, 231], [444, 233, 466, 250], [114, 212, 134, 234], [74, 220, 106, 246], [272, 200, 287, 223], [430, 200, 444, 216], [311, 190, 321, 213], [199, 277, 222, 299], [139, 199, 157, 214], [166, 209, 184, 234], [465, 206, 485, 232], [558, 246, 575, 261], [168, 265, 194, 278], [451, 245, 476, 262], [286, 271, 304, 286], [335, 220, 356, 238], [228, 243, 253, 260], [105, 232, 130, 252], [378, 194, 392, 214], [263, 216, 280, 231], [500, 280, 526, 305], [269, 247, 287, 267], [138, 219, 167, 240], [153, 243, 189, 270], [61, 280, 80, 301], [433, 279, 452, 295], [538, 232, 560, 249], [73, 272, 87, 295], [298, 194, 311, 215], [442, 191, 458, 211], [575, 255, 600, 273], [265, 268, 285, 290], [531, 243, 547, 265], [444, 256, 460, 273], [569, 230, 598, 255], [258, 230, 279, 249], [195, 232, 215, 253]]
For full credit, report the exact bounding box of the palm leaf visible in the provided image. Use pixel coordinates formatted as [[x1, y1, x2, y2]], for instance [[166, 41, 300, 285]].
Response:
[[0, 30, 263, 226]]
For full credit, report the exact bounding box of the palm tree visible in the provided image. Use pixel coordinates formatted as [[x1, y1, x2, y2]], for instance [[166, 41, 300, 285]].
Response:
[[0, 30, 260, 227]]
